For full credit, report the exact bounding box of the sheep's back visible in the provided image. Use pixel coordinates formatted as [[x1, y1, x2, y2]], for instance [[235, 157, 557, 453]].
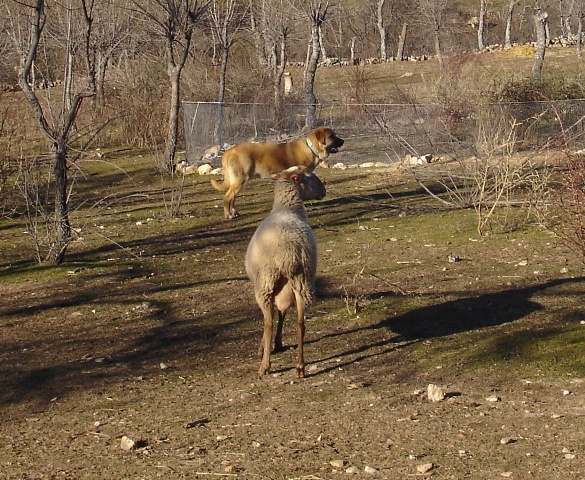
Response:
[[245, 210, 317, 286]]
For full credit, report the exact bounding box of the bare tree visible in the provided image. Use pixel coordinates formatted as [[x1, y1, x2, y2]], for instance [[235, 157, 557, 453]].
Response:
[[577, 0, 585, 59], [417, 0, 448, 69], [532, 6, 548, 80], [397, 22, 408, 60], [377, 0, 387, 60], [134, 0, 209, 172], [478, 0, 487, 50], [504, 0, 520, 48], [295, 0, 329, 129], [208, 0, 248, 144], [559, 0, 576, 37], [251, 0, 295, 108], [93, 0, 134, 107], [13, 0, 97, 264]]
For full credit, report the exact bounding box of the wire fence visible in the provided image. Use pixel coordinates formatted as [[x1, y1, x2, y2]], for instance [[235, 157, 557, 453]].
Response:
[[183, 99, 585, 164]]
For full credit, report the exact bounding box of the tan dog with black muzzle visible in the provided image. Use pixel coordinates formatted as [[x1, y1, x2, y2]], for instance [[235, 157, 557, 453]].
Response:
[[211, 127, 344, 219]]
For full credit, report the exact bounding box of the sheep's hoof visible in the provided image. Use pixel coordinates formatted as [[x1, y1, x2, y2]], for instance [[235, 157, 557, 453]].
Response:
[[273, 343, 288, 354], [227, 211, 239, 219], [258, 363, 270, 376], [296, 365, 305, 378]]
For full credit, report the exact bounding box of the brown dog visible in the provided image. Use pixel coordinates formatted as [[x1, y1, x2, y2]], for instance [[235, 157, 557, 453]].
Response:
[[210, 127, 344, 219]]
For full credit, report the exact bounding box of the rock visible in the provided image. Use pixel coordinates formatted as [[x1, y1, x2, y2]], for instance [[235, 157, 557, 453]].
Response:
[[360, 162, 376, 168], [183, 165, 198, 175], [500, 437, 516, 445], [330, 459, 347, 468], [485, 395, 501, 402], [346, 466, 360, 474], [448, 253, 461, 263], [364, 466, 380, 475], [427, 384, 446, 402], [501, 472, 513, 478], [197, 164, 213, 175], [120, 436, 135, 451], [332, 162, 347, 170], [417, 463, 434, 473], [216, 435, 228, 441]]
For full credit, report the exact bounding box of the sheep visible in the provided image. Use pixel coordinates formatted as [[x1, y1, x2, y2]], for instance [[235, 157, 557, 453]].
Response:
[[245, 165, 326, 378]]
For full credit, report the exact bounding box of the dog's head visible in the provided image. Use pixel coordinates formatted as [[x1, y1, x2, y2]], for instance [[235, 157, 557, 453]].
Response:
[[308, 127, 344, 160]]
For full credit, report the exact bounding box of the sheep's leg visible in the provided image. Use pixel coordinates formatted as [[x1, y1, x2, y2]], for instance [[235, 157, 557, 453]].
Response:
[[294, 293, 306, 378], [258, 301, 274, 376], [274, 310, 286, 352]]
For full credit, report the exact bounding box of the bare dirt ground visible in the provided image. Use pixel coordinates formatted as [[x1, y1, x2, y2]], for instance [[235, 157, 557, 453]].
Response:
[[2, 163, 585, 480]]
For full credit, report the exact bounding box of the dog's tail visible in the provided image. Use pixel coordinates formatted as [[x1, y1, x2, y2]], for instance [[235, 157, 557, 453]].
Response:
[[210, 177, 228, 191], [210, 155, 230, 191]]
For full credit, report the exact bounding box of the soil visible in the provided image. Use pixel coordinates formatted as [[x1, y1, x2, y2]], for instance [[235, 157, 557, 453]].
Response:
[[1, 164, 585, 480]]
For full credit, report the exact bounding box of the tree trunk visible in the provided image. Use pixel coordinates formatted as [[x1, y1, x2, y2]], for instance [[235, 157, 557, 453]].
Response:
[[577, 13, 583, 60], [318, 25, 327, 60], [505, 0, 519, 48], [478, 0, 486, 50], [214, 47, 229, 144], [434, 29, 444, 69], [304, 24, 320, 129], [397, 23, 408, 60], [50, 142, 71, 265], [96, 51, 107, 107], [165, 66, 181, 172], [274, 39, 287, 109], [377, 0, 387, 60], [532, 10, 548, 81], [350, 37, 356, 64]]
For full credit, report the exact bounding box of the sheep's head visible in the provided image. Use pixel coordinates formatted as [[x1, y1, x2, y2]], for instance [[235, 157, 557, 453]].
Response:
[[273, 166, 326, 201]]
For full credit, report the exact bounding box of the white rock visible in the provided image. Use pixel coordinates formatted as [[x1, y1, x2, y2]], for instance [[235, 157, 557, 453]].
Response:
[[427, 384, 446, 402], [332, 162, 347, 170], [345, 466, 359, 474], [120, 436, 135, 451], [197, 164, 213, 175], [360, 162, 376, 168], [485, 395, 501, 402], [417, 463, 434, 473], [330, 459, 347, 468], [183, 165, 198, 175], [364, 466, 380, 475], [500, 437, 515, 445]]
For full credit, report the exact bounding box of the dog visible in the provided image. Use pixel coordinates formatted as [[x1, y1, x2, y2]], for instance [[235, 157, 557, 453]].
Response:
[[210, 127, 344, 219]]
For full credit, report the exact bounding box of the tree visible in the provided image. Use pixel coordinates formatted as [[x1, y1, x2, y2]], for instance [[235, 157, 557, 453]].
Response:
[[93, 0, 134, 107], [477, 0, 487, 51], [559, 0, 576, 37], [504, 0, 520, 48], [296, 0, 330, 129], [418, 0, 449, 69], [14, 0, 97, 264], [134, 0, 209, 172], [532, 6, 548, 81], [577, 0, 585, 59], [249, 0, 294, 108], [208, 0, 248, 144], [376, 0, 387, 60]]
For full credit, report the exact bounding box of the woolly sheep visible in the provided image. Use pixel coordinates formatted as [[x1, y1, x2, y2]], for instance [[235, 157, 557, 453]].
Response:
[[245, 165, 326, 377]]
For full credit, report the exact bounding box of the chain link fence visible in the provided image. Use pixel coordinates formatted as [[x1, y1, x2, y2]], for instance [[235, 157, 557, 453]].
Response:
[[183, 99, 585, 164]]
